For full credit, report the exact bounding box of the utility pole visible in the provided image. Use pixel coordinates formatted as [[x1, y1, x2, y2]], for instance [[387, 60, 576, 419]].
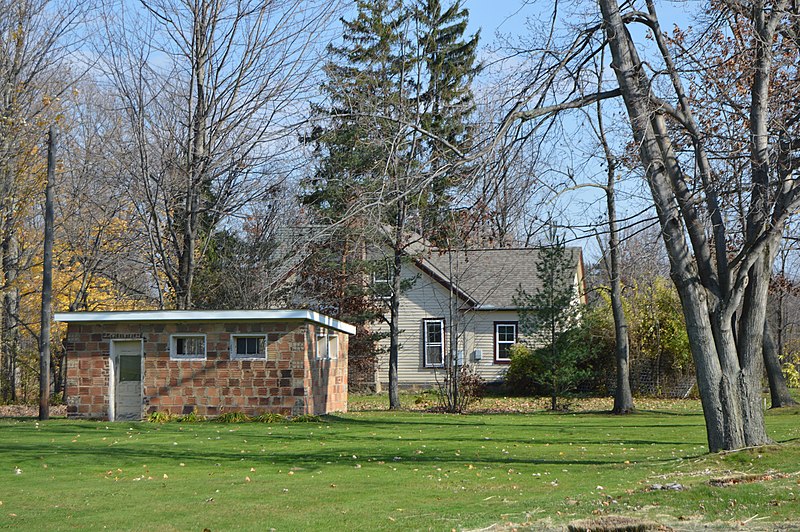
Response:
[[39, 126, 55, 421]]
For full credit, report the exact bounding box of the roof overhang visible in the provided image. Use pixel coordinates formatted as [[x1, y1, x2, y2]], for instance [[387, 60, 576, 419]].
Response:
[[53, 310, 357, 335]]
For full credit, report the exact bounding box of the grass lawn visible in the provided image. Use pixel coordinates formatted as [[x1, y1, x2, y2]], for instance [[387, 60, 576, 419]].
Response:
[[1, 397, 800, 531]]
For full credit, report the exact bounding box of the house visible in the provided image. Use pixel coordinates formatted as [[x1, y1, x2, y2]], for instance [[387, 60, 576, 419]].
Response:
[[54, 310, 355, 421], [370, 246, 587, 388]]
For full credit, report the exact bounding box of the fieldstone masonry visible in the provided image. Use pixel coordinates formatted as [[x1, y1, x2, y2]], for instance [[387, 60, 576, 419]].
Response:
[[64, 320, 348, 419]]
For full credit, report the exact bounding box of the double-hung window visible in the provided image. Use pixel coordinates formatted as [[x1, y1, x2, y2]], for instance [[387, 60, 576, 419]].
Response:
[[170, 334, 206, 360], [316, 328, 339, 359], [423, 319, 445, 367], [494, 322, 517, 363], [231, 334, 268, 360]]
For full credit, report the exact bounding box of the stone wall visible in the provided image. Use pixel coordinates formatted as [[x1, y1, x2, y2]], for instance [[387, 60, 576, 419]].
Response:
[[65, 319, 348, 420], [305, 325, 348, 415]]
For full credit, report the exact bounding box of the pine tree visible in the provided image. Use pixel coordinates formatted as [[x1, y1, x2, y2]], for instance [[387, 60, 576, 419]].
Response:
[[301, 0, 479, 405], [414, 0, 480, 242], [514, 230, 590, 410], [301, 0, 414, 402]]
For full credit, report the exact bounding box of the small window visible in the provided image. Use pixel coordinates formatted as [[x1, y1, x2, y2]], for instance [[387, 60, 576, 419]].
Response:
[[118, 355, 141, 382], [231, 334, 268, 360], [495, 322, 517, 363], [372, 272, 392, 300], [170, 334, 206, 360], [423, 319, 445, 367], [316, 328, 339, 359]]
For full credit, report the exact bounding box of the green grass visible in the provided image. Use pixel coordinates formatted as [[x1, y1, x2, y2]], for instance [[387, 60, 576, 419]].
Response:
[[1, 399, 800, 531]]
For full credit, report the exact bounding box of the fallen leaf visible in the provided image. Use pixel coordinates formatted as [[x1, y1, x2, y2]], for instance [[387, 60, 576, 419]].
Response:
[[245, 476, 251, 482]]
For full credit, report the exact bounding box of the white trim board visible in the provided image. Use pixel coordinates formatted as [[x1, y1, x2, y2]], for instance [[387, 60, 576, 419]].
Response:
[[54, 309, 356, 335]]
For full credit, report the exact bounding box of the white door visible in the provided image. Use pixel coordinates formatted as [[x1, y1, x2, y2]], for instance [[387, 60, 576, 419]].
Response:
[[113, 340, 142, 421]]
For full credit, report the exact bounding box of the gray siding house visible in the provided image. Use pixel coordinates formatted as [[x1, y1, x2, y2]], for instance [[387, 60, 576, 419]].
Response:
[[372, 247, 587, 388]]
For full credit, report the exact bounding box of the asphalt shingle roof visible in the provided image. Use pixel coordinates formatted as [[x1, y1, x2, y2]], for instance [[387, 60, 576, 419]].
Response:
[[418, 247, 583, 309]]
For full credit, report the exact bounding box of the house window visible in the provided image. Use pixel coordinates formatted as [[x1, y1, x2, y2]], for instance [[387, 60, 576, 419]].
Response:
[[231, 334, 268, 360], [372, 272, 392, 300], [170, 334, 206, 360], [316, 328, 339, 359], [423, 319, 445, 367], [494, 322, 517, 363]]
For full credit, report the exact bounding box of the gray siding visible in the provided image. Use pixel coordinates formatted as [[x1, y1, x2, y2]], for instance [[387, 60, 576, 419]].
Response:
[[375, 263, 520, 385]]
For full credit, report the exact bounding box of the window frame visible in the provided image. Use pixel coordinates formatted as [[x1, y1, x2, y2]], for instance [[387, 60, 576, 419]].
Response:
[[371, 272, 393, 300], [422, 318, 445, 368], [494, 321, 518, 364], [230, 333, 269, 361], [169, 334, 207, 361], [315, 328, 339, 360]]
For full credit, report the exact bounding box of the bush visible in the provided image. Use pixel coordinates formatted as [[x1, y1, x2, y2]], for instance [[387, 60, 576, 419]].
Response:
[[253, 412, 287, 423], [457, 364, 486, 408], [176, 410, 202, 422], [214, 411, 251, 423], [147, 410, 174, 423], [505, 343, 544, 396]]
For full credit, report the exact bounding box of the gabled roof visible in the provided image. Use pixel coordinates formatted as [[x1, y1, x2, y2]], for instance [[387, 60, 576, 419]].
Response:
[[53, 309, 356, 335], [415, 247, 585, 310]]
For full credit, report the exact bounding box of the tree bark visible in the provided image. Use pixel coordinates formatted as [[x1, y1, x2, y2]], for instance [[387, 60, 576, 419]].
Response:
[[597, 92, 634, 415], [599, 0, 775, 451], [388, 202, 406, 410], [39, 126, 55, 420], [608, 186, 633, 414]]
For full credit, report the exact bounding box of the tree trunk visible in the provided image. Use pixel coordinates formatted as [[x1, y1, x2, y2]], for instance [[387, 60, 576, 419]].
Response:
[[604, 149, 634, 415], [39, 126, 55, 421], [388, 204, 406, 410], [764, 315, 797, 408], [2, 235, 19, 403], [599, 0, 773, 451]]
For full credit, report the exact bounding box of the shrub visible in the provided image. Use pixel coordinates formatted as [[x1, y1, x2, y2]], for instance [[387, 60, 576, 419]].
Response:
[[147, 410, 174, 423], [253, 412, 287, 423], [214, 411, 251, 423], [177, 410, 202, 422], [505, 343, 544, 396], [783, 361, 800, 388], [456, 364, 486, 408]]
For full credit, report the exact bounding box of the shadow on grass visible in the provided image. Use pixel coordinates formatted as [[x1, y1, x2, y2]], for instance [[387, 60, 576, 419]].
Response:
[[0, 436, 707, 470]]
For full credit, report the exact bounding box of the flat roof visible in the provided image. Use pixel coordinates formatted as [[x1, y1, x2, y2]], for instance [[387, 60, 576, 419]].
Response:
[[53, 310, 356, 335]]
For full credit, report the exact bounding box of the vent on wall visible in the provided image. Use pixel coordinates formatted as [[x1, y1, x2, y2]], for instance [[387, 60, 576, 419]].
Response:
[[473, 349, 482, 361]]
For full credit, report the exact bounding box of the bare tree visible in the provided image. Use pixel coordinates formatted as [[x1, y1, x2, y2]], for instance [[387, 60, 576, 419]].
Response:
[[505, 0, 800, 450], [0, 0, 88, 400], [100, 0, 339, 309]]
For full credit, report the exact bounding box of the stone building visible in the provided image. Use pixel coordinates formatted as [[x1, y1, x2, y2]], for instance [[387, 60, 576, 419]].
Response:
[[55, 310, 354, 421]]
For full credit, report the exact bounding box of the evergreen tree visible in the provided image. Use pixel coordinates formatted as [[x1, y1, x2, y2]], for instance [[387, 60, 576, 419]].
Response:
[[301, 0, 414, 403], [514, 230, 590, 410], [301, 0, 479, 404], [414, 0, 480, 242]]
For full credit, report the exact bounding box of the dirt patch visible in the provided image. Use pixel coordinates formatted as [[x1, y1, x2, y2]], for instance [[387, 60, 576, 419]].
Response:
[[708, 472, 791, 487], [567, 516, 665, 531], [0, 404, 67, 418]]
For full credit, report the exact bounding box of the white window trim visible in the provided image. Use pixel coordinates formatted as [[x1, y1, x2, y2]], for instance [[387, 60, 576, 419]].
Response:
[[316, 328, 339, 360], [169, 334, 207, 360], [495, 322, 517, 362], [371, 272, 393, 300], [230, 333, 269, 360], [423, 319, 445, 368]]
